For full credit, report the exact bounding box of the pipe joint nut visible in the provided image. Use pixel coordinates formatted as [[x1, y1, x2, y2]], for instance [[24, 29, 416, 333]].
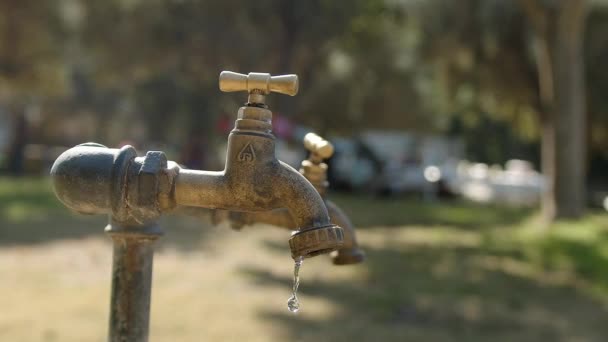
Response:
[[129, 151, 168, 223]]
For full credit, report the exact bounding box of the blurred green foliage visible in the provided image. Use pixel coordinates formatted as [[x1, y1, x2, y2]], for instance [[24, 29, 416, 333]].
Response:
[[0, 0, 606, 166], [0, 177, 60, 220]]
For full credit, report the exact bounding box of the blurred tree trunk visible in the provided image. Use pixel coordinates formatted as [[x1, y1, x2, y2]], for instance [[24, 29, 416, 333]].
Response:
[[519, 0, 588, 221], [6, 111, 27, 175], [277, 0, 297, 119], [553, 0, 588, 219]]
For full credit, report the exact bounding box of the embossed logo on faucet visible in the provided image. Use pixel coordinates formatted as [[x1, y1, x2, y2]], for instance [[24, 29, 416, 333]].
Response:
[[238, 142, 256, 162]]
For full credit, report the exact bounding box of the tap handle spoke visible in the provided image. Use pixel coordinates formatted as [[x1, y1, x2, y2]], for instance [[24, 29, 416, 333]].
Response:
[[219, 71, 299, 96]]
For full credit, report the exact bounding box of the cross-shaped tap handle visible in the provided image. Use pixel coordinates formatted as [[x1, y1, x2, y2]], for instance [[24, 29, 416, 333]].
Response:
[[219, 71, 299, 96], [304, 132, 334, 161]]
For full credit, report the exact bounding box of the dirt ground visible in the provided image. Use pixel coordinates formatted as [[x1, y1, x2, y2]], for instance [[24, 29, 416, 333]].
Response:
[[1, 178, 608, 341]]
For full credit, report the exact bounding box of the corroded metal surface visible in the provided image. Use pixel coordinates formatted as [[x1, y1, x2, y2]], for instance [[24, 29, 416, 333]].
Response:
[[51, 72, 343, 258], [220, 132, 366, 265], [106, 222, 162, 342], [325, 201, 366, 265], [224, 200, 365, 264], [50, 71, 343, 342]]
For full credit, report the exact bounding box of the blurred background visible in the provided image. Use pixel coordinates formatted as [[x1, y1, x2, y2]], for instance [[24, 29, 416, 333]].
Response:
[[1, 0, 608, 341]]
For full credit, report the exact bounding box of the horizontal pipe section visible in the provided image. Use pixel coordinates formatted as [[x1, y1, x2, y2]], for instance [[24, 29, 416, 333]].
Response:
[[174, 169, 227, 209]]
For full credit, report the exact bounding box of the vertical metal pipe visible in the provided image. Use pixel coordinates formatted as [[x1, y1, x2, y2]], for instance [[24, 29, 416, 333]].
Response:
[[105, 221, 162, 342]]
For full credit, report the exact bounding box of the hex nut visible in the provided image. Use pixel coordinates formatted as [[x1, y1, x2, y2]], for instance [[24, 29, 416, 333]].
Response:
[[135, 151, 168, 220]]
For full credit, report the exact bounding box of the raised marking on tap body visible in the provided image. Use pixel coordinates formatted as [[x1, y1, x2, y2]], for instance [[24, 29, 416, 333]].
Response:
[[238, 142, 256, 162]]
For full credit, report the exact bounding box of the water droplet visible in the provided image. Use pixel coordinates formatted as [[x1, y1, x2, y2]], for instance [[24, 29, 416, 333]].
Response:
[[287, 295, 299, 313], [287, 256, 303, 313]]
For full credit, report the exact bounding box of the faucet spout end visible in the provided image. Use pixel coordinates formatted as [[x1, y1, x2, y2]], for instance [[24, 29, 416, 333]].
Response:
[[288, 224, 344, 259], [331, 248, 366, 265]]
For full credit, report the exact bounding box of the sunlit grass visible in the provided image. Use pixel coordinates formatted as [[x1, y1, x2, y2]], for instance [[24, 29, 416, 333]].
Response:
[[0, 177, 62, 222], [330, 193, 533, 228]]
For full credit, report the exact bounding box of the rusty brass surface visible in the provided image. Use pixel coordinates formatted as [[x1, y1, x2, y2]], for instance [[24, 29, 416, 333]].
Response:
[[51, 71, 343, 260], [106, 221, 162, 342], [301, 134, 363, 264], [172, 105, 342, 257], [225, 199, 365, 264], [325, 202, 366, 265], [49, 71, 344, 342], [218, 132, 365, 265]]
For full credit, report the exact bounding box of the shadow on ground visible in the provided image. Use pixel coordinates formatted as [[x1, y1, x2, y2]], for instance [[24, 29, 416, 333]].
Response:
[[241, 238, 608, 342], [3, 177, 608, 341]]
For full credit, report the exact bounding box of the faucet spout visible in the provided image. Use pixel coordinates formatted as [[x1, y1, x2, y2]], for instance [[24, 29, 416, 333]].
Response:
[[172, 138, 343, 259], [189, 132, 365, 265], [276, 162, 344, 258], [170, 101, 343, 259], [219, 198, 365, 265], [217, 131, 365, 264], [275, 161, 329, 229]]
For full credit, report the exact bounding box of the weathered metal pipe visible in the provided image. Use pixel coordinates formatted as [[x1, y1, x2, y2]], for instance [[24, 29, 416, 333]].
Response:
[[174, 162, 329, 230], [212, 132, 365, 265], [51, 145, 169, 342], [106, 222, 162, 342], [49, 72, 344, 342], [50, 74, 344, 260], [174, 142, 331, 230]]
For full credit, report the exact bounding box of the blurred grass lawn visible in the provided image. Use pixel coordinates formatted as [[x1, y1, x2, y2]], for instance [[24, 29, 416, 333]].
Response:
[[1, 177, 608, 341]]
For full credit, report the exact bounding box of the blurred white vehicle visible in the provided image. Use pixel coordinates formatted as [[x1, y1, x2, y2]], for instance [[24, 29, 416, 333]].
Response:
[[457, 159, 545, 206], [330, 131, 464, 195]]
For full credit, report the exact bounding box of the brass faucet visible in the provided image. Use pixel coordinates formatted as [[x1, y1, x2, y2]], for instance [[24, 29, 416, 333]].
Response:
[[218, 132, 365, 265], [49, 71, 344, 342]]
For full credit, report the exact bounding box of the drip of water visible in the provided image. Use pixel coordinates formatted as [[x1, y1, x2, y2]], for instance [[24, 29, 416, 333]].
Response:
[[287, 256, 304, 313]]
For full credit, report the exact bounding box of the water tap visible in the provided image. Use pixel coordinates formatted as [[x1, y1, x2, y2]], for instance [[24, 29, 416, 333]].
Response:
[[50, 71, 344, 260], [220, 132, 365, 265]]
